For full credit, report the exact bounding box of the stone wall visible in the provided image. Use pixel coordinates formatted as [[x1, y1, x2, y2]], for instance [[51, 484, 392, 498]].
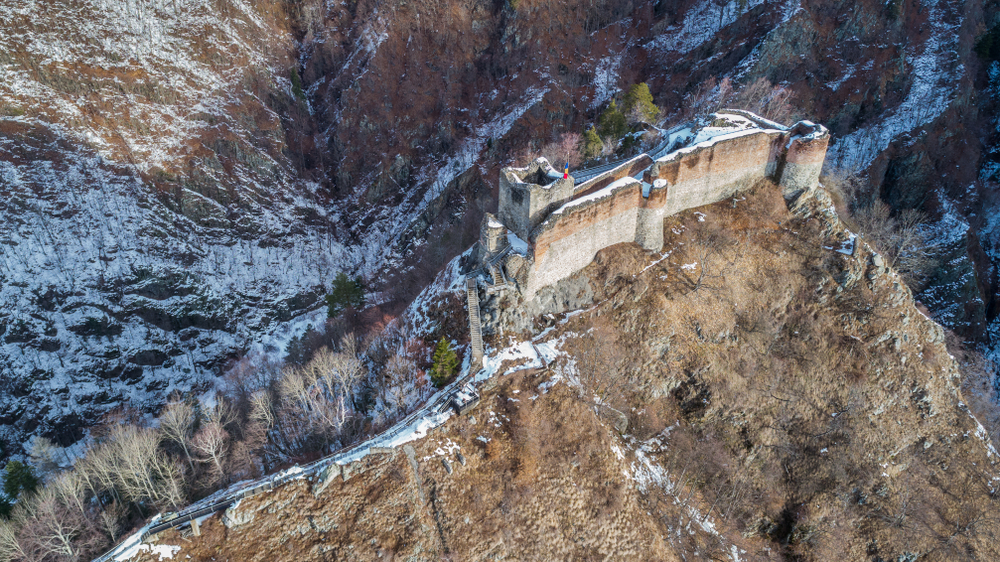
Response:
[[778, 121, 830, 200], [490, 114, 829, 299], [528, 178, 646, 293], [645, 130, 785, 215], [573, 154, 653, 199], [635, 129, 788, 252], [521, 121, 828, 298], [480, 213, 509, 254]]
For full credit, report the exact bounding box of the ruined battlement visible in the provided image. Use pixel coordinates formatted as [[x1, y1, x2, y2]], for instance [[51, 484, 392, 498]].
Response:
[[498, 158, 576, 241], [476, 111, 830, 300]]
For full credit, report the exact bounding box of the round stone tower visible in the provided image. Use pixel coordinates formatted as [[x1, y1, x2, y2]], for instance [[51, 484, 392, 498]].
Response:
[[480, 213, 509, 255]]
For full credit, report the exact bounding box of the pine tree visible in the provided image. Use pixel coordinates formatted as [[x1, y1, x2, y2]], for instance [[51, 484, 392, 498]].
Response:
[[430, 337, 459, 387], [290, 68, 305, 100], [3, 461, 38, 499], [623, 83, 660, 124], [326, 273, 366, 318], [582, 126, 603, 159], [597, 100, 628, 141], [1, 461, 38, 517]]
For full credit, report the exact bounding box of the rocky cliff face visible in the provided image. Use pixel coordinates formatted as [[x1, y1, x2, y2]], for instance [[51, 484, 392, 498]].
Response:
[[1, 0, 995, 453], [127, 183, 1000, 562]]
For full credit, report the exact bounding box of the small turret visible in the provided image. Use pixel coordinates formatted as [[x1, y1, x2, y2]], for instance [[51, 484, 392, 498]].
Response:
[[479, 213, 509, 255], [778, 121, 830, 201]]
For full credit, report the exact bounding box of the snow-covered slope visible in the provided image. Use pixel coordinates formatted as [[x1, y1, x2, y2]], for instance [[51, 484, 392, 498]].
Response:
[[0, 1, 335, 449]]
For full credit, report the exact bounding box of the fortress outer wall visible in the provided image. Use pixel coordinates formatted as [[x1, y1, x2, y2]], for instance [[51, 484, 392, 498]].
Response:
[[646, 129, 785, 216], [526, 130, 790, 298], [528, 179, 646, 296]]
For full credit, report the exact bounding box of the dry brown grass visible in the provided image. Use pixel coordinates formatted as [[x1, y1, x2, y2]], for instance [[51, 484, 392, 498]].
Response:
[[133, 369, 689, 561], [540, 180, 1000, 561]]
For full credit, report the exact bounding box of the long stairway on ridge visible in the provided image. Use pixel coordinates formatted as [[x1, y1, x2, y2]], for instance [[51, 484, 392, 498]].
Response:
[[466, 278, 484, 366]]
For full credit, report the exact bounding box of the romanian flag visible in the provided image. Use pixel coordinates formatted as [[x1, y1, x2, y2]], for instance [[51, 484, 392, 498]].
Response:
[[564, 162, 569, 179]]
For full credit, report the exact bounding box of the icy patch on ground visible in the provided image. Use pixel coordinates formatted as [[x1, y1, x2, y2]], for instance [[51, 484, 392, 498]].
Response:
[[149, 544, 181, 560], [373, 410, 454, 451], [640, 251, 673, 275], [475, 341, 544, 383], [824, 233, 856, 255], [422, 437, 461, 461], [110, 537, 180, 561], [104, 514, 162, 562], [507, 232, 529, 254]]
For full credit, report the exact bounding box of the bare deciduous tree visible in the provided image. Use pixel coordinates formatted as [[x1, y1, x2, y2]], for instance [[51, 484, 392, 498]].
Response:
[[822, 170, 941, 292], [519, 132, 584, 168], [851, 200, 939, 290], [106, 426, 184, 509], [27, 436, 62, 479], [0, 518, 27, 561], [98, 502, 123, 545], [191, 422, 230, 484], [159, 399, 196, 470], [684, 76, 795, 123], [265, 337, 370, 457], [385, 351, 417, 415], [250, 390, 275, 429], [21, 491, 102, 562], [729, 77, 794, 123], [50, 471, 86, 516]]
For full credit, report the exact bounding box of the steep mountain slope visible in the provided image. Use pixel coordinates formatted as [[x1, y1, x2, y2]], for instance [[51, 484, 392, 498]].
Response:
[[0, 0, 347, 451], [125, 183, 1000, 562], [1, 0, 994, 456]]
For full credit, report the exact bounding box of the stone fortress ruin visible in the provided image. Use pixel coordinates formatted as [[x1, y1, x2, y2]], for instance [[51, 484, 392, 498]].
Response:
[[465, 110, 830, 364]]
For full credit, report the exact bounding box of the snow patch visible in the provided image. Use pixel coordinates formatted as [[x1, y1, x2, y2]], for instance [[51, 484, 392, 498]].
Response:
[[507, 231, 529, 255], [649, 0, 767, 54], [589, 54, 624, 109], [829, 0, 963, 172]]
